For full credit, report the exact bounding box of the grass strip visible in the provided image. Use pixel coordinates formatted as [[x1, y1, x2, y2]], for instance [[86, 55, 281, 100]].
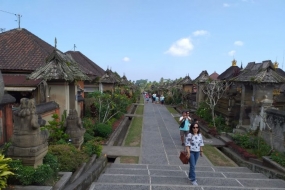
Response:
[[120, 156, 139, 164], [135, 105, 144, 115], [203, 145, 237, 167], [166, 106, 179, 114], [124, 117, 143, 147]]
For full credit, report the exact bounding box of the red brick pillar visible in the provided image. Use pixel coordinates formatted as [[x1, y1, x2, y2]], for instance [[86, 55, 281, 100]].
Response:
[[5, 104, 13, 141]]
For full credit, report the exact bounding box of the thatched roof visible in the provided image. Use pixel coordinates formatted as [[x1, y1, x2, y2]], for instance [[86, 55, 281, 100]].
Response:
[[178, 75, 193, 85], [120, 75, 130, 85], [218, 66, 241, 80], [193, 70, 209, 83], [27, 49, 90, 81], [231, 60, 285, 83], [99, 69, 120, 84]]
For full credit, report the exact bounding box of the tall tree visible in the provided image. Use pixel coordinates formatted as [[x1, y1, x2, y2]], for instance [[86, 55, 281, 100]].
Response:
[[202, 80, 230, 128]]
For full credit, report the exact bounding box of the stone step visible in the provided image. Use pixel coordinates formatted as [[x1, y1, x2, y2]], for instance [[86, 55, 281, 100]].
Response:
[[90, 183, 285, 190], [103, 168, 268, 179], [108, 163, 254, 173], [90, 174, 285, 189]]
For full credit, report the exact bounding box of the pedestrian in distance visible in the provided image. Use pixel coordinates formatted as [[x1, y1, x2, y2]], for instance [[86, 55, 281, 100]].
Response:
[[179, 111, 190, 146], [145, 93, 149, 103], [185, 123, 204, 186], [160, 94, 165, 105]]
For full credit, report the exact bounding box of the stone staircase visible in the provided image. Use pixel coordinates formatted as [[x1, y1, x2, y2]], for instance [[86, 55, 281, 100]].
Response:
[[89, 163, 285, 189]]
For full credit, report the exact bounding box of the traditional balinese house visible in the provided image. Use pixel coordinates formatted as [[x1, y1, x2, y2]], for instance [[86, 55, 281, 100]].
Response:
[[193, 70, 210, 108], [178, 75, 196, 108], [65, 51, 105, 95], [231, 60, 285, 130], [0, 28, 54, 104], [119, 75, 132, 97], [99, 69, 120, 93], [27, 49, 90, 117], [215, 59, 242, 126], [272, 62, 285, 110]]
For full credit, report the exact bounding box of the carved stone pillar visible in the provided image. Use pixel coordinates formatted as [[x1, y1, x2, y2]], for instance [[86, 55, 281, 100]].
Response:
[[65, 109, 86, 149], [7, 98, 49, 167]]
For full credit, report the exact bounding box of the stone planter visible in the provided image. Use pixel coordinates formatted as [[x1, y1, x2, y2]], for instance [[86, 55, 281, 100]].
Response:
[[263, 156, 285, 174]]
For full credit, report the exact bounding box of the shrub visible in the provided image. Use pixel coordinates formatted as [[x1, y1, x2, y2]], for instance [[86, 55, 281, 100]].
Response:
[[82, 137, 103, 157], [0, 154, 14, 188], [48, 144, 89, 172], [271, 151, 285, 167], [94, 123, 112, 138], [42, 113, 69, 145], [8, 154, 57, 186]]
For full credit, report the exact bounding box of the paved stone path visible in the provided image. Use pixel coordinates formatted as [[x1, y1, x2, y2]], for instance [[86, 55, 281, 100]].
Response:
[[140, 102, 213, 166]]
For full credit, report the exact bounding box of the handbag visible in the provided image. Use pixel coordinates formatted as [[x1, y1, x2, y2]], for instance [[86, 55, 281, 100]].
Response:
[[179, 150, 188, 164], [179, 120, 185, 128]]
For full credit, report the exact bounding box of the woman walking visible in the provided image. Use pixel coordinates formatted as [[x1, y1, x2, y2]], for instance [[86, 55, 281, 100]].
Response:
[[185, 123, 204, 186]]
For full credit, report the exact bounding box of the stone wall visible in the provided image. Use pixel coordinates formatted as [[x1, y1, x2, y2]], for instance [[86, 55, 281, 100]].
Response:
[[264, 109, 285, 152]]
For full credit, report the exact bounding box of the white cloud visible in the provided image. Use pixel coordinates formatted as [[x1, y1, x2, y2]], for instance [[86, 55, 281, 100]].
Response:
[[165, 38, 194, 56], [228, 50, 236, 56], [192, 30, 208, 36], [123, 57, 130, 62], [223, 3, 230, 7], [234, 41, 244, 46]]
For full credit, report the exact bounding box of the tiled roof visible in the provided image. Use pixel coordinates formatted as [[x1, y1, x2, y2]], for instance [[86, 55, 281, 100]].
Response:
[[0, 28, 54, 71], [218, 66, 241, 80], [209, 72, 219, 80], [232, 60, 285, 83], [3, 74, 42, 87], [27, 49, 90, 81], [65, 51, 105, 79]]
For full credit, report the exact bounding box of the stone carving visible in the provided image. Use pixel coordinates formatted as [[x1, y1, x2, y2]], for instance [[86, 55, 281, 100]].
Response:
[[64, 109, 86, 149], [7, 98, 49, 167]]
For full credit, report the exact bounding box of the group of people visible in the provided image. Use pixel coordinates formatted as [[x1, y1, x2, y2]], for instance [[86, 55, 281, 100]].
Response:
[[144, 93, 165, 104], [179, 110, 204, 186]]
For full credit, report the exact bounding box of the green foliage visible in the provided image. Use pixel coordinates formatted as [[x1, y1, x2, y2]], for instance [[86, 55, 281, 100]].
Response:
[[0, 154, 14, 188], [0, 142, 11, 155], [89, 91, 131, 123], [48, 144, 89, 172], [232, 133, 271, 158], [271, 151, 285, 167], [195, 101, 212, 122], [94, 123, 112, 138], [42, 113, 69, 145], [8, 153, 58, 186], [82, 137, 103, 157]]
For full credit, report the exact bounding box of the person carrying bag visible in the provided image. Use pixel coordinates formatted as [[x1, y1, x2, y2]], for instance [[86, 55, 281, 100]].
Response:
[[185, 123, 204, 186]]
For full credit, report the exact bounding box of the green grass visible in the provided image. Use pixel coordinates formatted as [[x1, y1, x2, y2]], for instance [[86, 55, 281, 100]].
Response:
[[203, 145, 237, 167], [136, 105, 144, 115], [124, 117, 143, 147], [120, 156, 139, 164], [166, 106, 179, 114]]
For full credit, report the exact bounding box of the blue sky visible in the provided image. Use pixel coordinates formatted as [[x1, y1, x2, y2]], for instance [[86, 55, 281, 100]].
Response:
[[1, 0, 285, 82]]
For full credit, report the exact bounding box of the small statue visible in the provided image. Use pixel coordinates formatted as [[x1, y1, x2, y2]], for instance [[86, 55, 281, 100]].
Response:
[[7, 98, 49, 167], [64, 109, 86, 149]]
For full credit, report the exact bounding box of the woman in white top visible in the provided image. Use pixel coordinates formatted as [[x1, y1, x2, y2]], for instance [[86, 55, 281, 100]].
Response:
[[185, 123, 204, 186]]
